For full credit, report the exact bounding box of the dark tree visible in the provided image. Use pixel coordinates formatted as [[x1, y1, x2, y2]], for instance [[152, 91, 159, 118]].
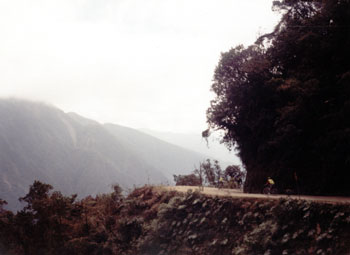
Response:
[[206, 0, 350, 195], [201, 159, 217, 186], [0, 199, 15, 254], [173, 159, 224, 187], [173, 174, 202, 186], [13, 181, 80, 254]]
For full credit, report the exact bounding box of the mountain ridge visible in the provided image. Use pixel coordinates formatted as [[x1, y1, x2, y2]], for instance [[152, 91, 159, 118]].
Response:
[[0, 99, 214, 210]]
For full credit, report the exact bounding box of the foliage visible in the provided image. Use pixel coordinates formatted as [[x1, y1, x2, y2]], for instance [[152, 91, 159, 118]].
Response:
[[15, 181, 79, 254], [1, 181, 350, 254], [224, 165, 245, 188], [201, 159, 221, 186], [173, 174, 201, 186], [205, 0, 350, 195], [174, 159, 244, 188], [138, 189, 350, 255]]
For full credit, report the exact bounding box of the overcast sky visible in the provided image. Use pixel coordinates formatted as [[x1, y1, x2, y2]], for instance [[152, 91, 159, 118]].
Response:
[[0, 0, 280, 133]]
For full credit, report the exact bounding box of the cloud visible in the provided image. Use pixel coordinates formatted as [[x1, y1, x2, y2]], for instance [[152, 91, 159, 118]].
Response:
[[0, 0, 280, 132]]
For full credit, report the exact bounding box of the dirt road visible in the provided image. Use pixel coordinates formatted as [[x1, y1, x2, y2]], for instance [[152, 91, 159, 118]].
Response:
[[159, 185, 350, 204]]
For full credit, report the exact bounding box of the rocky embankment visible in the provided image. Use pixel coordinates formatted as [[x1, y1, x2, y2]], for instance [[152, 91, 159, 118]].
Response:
[[125, 186, 350, 254]]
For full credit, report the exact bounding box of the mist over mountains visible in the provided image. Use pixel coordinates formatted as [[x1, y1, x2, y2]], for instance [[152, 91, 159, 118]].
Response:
[[0, 99, 217, 210], [140, 129, 240, 167]]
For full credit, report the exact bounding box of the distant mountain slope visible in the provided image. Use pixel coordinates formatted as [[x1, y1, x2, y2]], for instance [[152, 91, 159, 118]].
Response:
[[0, 99, 210, 210], [139, 129, 241, 166], [104, 124, 209, 180], [0, 99, 162, 210]]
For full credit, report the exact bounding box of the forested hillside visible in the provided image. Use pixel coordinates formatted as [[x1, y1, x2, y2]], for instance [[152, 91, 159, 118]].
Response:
[[0, 99, 208, 210], [205, 0, 350, 195]]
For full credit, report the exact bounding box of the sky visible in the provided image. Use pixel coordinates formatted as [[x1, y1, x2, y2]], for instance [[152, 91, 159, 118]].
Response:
[[0, 0, 281, 133]]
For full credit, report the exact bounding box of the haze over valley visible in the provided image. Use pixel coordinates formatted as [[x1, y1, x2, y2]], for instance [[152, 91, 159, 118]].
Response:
[[140, 129, 241, 166]]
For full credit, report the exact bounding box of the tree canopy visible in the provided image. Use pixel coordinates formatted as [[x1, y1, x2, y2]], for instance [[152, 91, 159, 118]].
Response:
[[174, 159, 244, 189], [206, 0, 350, 195]]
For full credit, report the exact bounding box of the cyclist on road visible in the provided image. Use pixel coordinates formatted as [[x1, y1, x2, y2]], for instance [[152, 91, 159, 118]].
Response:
[[267, 177, 275, 187], [218, 177, 224, 188], [262, 176, 277, 194]]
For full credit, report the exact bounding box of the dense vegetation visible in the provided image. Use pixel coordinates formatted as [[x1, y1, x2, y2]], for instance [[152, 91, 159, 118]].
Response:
[[173, 159, 244, 188], [1, 181, 350, 254], [205, 0, 350, 195]]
